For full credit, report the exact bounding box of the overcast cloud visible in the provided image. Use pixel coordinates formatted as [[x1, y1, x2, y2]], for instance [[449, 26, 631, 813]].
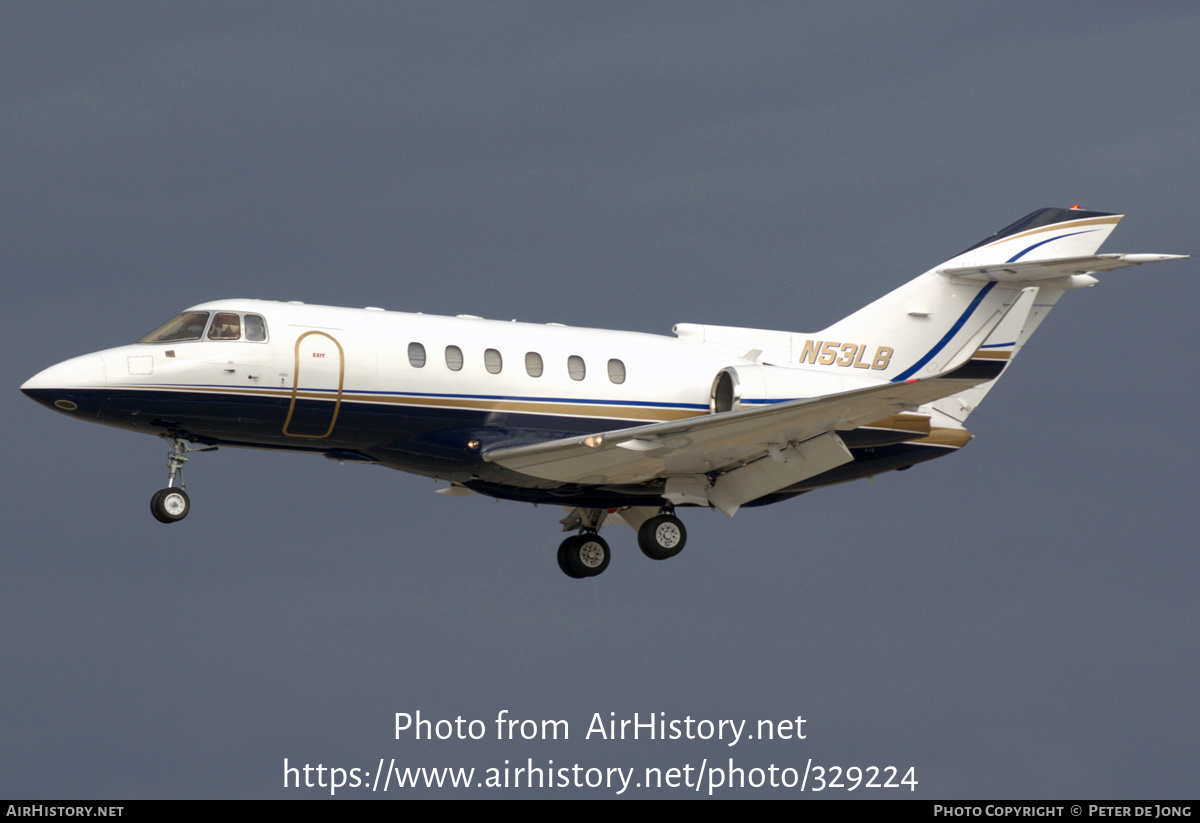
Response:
[[3, 2, 1198, 798]]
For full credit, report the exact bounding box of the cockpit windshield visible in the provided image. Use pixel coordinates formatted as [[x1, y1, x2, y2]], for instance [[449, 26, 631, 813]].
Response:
[[138, 312, 211, 343], [138, 310, 269, 343]]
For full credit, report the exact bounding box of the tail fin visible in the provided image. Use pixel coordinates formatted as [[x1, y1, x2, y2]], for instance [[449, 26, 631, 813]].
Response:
[[818, 207, 1185, 418], [943, 206, 1122, 268], [674, 208, 1183, 422]]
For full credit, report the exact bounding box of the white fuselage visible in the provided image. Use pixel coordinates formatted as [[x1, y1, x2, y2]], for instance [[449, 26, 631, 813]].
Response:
[[24, 298, 944, 508]]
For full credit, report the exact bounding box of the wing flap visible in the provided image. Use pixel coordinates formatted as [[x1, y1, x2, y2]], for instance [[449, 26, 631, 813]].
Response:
[[707, 431, 853, 516]]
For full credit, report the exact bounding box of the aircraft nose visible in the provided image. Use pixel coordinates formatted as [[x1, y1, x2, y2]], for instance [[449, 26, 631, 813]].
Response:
[[21, 353, 108, 413], [22, 353, 108, 391]]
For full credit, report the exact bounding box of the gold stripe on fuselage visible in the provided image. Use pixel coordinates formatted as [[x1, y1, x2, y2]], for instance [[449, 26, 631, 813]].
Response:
[[110, 382, 971, 448]]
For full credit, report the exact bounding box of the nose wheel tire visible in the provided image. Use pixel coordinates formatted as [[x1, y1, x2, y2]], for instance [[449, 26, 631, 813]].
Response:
[[151, 488, 190, 523], [638, 514, 686, 560], [559, 532, 610, 578]]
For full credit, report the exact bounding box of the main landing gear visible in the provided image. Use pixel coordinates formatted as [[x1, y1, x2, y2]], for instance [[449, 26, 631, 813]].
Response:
[[557, 532, 611, 579], [637, 513, 687, 560], [149, 435, 214, 524], [555, 508, 687, 579]]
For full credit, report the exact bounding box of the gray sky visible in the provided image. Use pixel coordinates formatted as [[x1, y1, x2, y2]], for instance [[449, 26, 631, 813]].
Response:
[[3, 2, 1198, 798]]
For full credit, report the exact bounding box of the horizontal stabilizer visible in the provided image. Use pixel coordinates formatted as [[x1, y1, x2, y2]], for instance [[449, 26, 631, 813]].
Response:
[[939, 253, 1187, 282]]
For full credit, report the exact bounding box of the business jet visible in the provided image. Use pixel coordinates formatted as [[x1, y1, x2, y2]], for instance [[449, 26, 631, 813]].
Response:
[[22, 207, 1185, 578]]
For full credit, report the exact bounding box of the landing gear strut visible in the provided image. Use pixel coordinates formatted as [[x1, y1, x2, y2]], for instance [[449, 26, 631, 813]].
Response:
[[149, 435, 213, 524]]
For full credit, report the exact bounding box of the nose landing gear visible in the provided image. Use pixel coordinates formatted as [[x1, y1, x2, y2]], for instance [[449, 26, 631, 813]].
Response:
[[149, 435, 215, 524], [151, 487, 190, 523]]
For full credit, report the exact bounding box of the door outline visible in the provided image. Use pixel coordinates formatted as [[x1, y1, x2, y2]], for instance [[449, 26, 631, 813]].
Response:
[[283, 331, 345, 439]]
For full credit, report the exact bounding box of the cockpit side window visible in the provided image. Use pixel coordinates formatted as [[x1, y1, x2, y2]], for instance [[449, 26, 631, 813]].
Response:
[[208, 313, 242, 340], [138, 311, 211, 343], [244, 314, 267, 341]]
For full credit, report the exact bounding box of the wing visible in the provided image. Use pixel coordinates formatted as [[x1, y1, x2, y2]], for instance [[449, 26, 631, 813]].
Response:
[[483, 367, 992, 515]]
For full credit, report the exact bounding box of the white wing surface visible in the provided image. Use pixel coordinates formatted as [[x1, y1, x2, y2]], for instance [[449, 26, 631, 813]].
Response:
[[483, 367, 993, 514]]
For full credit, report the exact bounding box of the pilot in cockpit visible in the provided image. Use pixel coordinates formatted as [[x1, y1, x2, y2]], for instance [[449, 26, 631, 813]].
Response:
[[207, 313, 241, 340]]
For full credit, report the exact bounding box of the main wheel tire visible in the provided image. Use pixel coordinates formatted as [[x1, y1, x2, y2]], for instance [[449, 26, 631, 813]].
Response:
[[150, 489, 169, 523], [638, 514, 686, 560], [566, 532, 610, 577], [151, 487, 190, 523], [557, 537, 586, 579]]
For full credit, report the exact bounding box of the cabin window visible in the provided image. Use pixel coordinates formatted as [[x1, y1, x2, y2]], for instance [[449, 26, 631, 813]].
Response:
[[484, 348, 503, 374], [139, 311, 210, 343], [525, 352, 544, 377], [408, 342, 427, 368], [567, 355, 586, 381], [607, 359, 626, 384], [244, 314, 267, 341], [445, 345, 464, 371]]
